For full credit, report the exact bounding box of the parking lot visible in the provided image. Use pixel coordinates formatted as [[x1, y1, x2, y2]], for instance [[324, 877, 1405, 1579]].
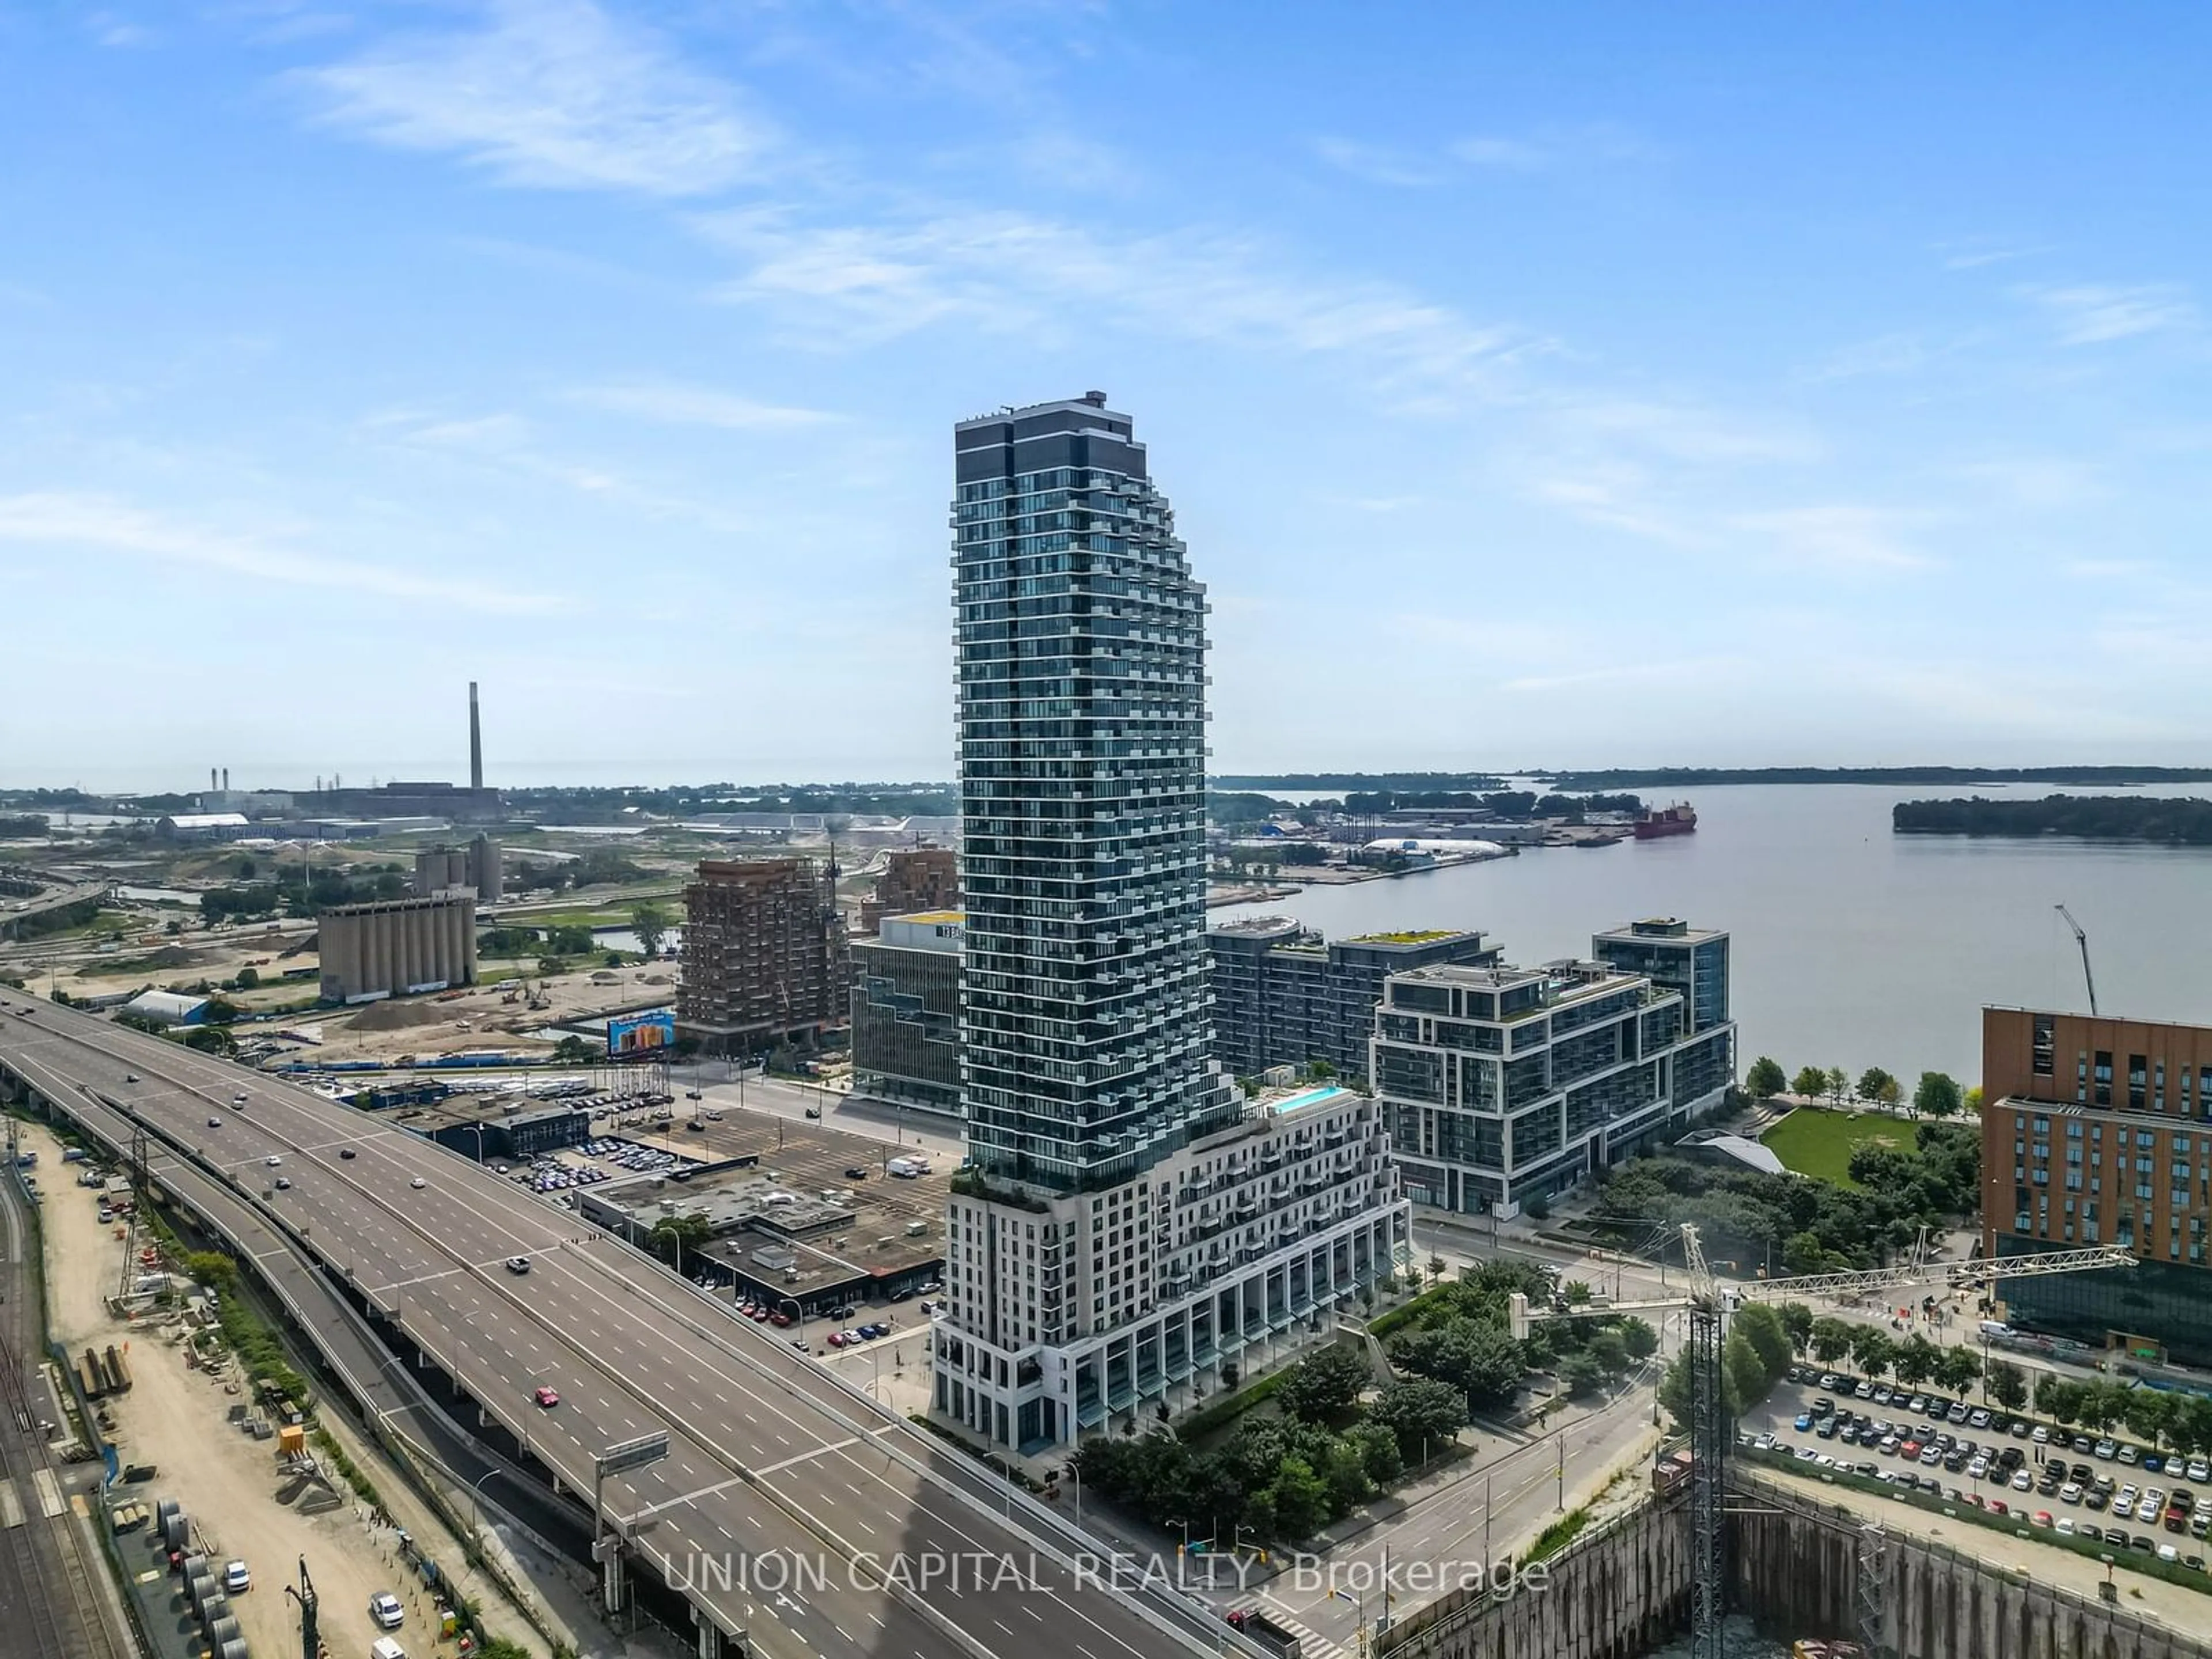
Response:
[[1753, 1363, 2212, 1570]]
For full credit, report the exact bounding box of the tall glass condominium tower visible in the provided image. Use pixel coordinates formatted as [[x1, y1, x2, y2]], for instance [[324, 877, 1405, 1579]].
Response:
[[937, 396, 1407, 1450], [952, 393, 1240, 1193]]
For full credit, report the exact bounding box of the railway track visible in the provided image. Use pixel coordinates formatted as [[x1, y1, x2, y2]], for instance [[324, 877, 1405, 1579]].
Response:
[[0, 1174, 127, 1659]]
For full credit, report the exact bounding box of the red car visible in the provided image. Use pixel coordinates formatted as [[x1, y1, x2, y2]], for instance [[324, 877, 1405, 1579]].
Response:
[[827, 1332, 847, 1349], [2032, 1510, 2054, 1528], [1899, 1440, 1922, 1459], [533, 1386, 560, 1408], [770, 1312, 792, 1327], [749, 1307, 768, 1321]]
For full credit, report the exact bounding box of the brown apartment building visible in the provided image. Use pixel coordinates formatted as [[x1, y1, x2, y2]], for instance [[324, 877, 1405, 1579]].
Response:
[[1982, 1006, 2212, 1364], [858, 846, 959, 934], [676, 858, 850, 1055]]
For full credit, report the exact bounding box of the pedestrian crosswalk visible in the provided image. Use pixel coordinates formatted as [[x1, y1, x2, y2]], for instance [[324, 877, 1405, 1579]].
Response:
[[1228, 1597, 1352, 1659]]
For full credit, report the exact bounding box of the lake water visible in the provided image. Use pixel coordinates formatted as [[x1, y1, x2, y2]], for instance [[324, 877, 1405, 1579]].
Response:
[[1213, 784, 2212, 1086]]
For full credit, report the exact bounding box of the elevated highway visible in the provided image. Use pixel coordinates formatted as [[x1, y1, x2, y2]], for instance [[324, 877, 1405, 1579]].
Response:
[[0, 990, 1241, 1659]]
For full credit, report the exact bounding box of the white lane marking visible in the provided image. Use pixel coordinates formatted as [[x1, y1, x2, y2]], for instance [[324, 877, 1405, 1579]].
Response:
[[750, 1436, 858, 1478]]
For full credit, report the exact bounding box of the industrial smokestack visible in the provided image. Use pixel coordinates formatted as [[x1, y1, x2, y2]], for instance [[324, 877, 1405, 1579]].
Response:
[[222, 767, 230, 791], [468, 681, 483, 791], [210, 767, 218, 793]]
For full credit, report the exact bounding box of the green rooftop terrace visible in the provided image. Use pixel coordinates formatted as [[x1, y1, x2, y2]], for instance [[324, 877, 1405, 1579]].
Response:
[[1345, 929, 1464, 945]]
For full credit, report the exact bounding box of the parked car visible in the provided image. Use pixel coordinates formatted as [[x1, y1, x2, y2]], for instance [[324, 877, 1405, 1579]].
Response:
[[370, 1592, 405, 1630], [224, 1560, 251, 1593]]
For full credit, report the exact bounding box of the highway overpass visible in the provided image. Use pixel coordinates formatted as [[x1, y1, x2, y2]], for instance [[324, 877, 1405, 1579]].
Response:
[[0, 989, 1247, 1659]]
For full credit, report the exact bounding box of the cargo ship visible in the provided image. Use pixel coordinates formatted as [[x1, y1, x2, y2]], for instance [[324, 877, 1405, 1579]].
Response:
[[1634, 802, 1698, 839]]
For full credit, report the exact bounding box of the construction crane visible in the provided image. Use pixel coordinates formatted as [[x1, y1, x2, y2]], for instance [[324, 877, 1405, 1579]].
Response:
[[1512, 1225, 2135, 1659], [2055, 903, 2099, 1016]]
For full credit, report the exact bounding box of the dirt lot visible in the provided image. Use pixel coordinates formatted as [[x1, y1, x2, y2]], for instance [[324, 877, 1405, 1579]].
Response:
[[28, 1122, 547, 1659]]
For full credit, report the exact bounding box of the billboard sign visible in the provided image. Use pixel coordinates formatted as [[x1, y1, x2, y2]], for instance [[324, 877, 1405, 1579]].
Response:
[[606, 1010, 675, 1058]]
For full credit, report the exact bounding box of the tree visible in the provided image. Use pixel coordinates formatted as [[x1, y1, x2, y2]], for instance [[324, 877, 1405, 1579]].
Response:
[[1791, 1066, 1828, 1100], [1778, 1302, 1815, 1355], [1890, 1334, 1939, 1390], [630, 900, 672, 959], [1934, 1347, 1981, 1396], [1733, 1303, 1794, 1389], [552, 1035, 596, 1065], [2125, 1389, 2175, 1451], [1857, 1067, 1896, 1107], [1985, 1359, 2028, 1411], [647, 1211, 712, 1262], [1620, 1318, 1660, 1361], [1745, 1056, 1787, 1100], [234, 965, 259, 989], [1810, 1317, 1857, 1366], [1783, 1229, 1834, 1277], [1369, 1378, 1467, 1461], [1825, 1066, 1850, 1106], [1558, 1352, 1607, 1399], [1964, 1085, 1985, 1112], [1278, 1345, 1370, 1423], [1724, 1331, 1772, 1411], [2037, 1374, 2084, 1427], [1266, 1456, 1332, 1539], [184, 1024, 237, 1056], [1848, 1326, 1895, 1381], [1344, 1421, 1403, 1484], [1586, 1328, 1630, 1377], [1561, 1280, 1595, 1306], [1914, 1072, 1963, 1119]]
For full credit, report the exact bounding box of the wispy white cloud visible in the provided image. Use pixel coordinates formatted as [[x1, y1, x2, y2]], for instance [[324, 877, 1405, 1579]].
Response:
[[567, 380, 836, 431], [0, 492, 562, 613], [1729, 505, 1933, 571], [86, 11, 156, 48], [1311, 138, 1446, 189], [1451, 123, 1653, 172], [1805, 331, 1938, 382], [1949, 456, 2101, 509], [2025, 282, 2199, 346], [298, 0, 773, 197], [697, 206, 1535, 391], [1936, 239, 2054, 271], [1500, 656, 1743, 694]]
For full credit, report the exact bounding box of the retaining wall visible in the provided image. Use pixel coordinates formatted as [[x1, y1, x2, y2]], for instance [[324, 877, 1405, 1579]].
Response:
[[1379, 1475, 2212, 1659]]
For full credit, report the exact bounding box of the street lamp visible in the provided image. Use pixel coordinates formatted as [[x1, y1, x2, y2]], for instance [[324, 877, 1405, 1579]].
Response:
[[467, 1468, 503, 1539]]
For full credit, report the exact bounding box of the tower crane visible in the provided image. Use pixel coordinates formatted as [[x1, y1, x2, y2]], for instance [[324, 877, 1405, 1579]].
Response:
[[2055, 903, 2099, 1016], [1510, 1224, 2136, 1659]]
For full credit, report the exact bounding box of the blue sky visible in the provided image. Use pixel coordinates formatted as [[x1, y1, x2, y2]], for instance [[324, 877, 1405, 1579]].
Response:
[[3, 2, 2209, 790]]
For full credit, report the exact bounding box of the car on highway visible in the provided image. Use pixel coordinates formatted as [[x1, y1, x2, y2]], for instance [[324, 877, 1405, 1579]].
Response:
[[224, 1559, 251, 1593], [506, 1256, 531, 1275], [233, 1092, 248, 1105], [264, 1155, 281, 1167], [124, 1073, 138, 1084], [340, 1147, 356, 1159], [803, 1106, 821, 1119], [410, 1176, 426, 1189], [844, 1166, 870, 1180], [275, 1177, 291, 1191], [207, 1116, 222, 1128], [370, 1590, 404, 1630], [533, 1386, 559, 1408]]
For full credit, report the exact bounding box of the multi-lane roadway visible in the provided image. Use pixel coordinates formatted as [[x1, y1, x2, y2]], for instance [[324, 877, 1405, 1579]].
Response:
[[0, 991, 1240, 1659]]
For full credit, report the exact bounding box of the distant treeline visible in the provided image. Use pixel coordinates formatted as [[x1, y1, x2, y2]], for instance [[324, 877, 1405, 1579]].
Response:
[[1345, 789, 1643, 818], [1894, 794, 2212, 844], [1211, 772, 1508, 792], [0, 815, 48, 838], [503, 782, 958, 820], [1552, 766, 2212, 789]]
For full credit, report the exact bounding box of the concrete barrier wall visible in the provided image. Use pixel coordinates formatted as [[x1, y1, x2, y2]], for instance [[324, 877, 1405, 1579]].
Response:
[[1381, 1474, 2212, 1659], [1374, 1503, 1694, 1659], [1737, 1479, 2212, 1659]]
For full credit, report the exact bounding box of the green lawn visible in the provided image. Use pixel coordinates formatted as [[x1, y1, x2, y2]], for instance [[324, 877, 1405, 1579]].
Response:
[[1759, 1107, 1909, 1188]]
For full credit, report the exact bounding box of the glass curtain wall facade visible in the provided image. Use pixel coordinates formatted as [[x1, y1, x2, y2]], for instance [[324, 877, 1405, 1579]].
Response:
[[952, 394, 1238, 1195]]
